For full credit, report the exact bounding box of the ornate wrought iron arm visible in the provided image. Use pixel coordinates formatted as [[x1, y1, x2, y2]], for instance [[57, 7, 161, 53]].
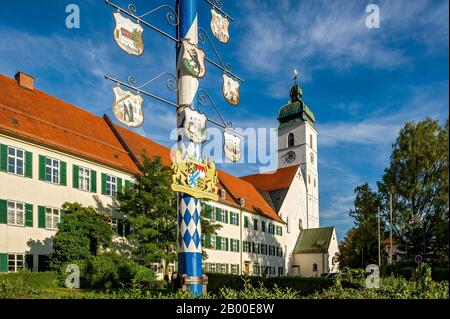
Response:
[[105, 0, 178, 43], [198, 27, 243, 83], [105, 75, 179, 108], [203, 0, 234, 21], [104, 76, 230, 129], [198, 88, 232, 128]]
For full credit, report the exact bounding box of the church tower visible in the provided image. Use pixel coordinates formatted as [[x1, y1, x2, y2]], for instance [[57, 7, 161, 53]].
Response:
[[277, 71, 319, 228]]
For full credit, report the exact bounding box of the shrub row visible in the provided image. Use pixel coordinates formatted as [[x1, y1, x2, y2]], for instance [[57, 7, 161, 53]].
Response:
[[58, 252, 163, 289], [0, 270, 58, 289], [205, 273, 334, 296]]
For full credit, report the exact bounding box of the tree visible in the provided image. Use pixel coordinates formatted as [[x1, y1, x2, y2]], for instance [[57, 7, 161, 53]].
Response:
[[51, 202, 113, 268], [338, 183, 385, 269], [116, 153, 221, 272], [377, 118, 449, 262]]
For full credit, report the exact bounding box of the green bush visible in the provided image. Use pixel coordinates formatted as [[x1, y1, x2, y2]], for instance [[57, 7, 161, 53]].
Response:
[[206, 273, 334, 296], [1, 270, 58, 289], [75, 253, 157, 289]]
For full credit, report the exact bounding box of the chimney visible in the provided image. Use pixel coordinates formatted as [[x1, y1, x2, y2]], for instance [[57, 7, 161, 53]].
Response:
[[15, 72, 34, 91]]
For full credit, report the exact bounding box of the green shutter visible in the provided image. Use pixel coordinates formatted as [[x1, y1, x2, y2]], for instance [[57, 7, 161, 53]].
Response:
[[25, 151, 33, 178], [0, 144, 7, 172], [215, 208, 221, 221], [117, 178, 123, 193], [236, 213, 239, 226], [262, 221, 266, 232], [237, 240, 240, 252], [25, 203, 33, 227], [60, 161, 67, 186], [39, 155, 46, 180], [0, 199, 7, 224], [205, 234, 211, 249], [216, 236, 222, 250], [25, 254, 33, 270], [101, 173, 107, 195], [72, 165, 79, 189], [0, 253, 7, 272], [91, 170, 97, 193], [226, 238, 229, 251], [244, 216, 248, 228], [38, 206, 46, 228], [125, 180, 131, 189], [225, 211, 229, 224]]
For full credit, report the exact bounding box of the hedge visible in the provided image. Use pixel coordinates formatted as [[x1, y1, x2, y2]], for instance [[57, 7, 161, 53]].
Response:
[[0, 270, 58, 289], [205, 273, 334, 296]]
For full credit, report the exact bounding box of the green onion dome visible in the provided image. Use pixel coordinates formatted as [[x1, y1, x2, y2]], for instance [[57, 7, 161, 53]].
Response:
[[277, 83, 315, 128]]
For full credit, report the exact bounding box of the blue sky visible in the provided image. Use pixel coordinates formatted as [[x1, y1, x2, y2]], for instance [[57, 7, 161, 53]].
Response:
[[0, 0, 448, 240]]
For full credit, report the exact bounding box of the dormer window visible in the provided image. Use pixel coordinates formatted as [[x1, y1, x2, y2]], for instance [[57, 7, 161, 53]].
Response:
[[220, 189, 226, 200], [288, 133, 294, 148]]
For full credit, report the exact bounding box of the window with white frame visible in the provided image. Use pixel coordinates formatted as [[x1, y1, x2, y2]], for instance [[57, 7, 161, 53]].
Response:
[[7, 146, 24, 176], [211, 236, 216, 250], [231, 239, 238, 252], [7, 201, 25, 226], [218, 208, 225, 223], [106, 175, 117, 196], [220, 263, 227, 274], [278, 267, 284, 276], [8, 254, 24, 272], [45, 157, 59, 184], [269, 245, 275, 256], [231, 264, 238, 275], [253, 263, 260, 275], [221, 237, 226, 251], [78, 167, 91, 192], [210, 263, 216, 273], [243, 241, 249, 252], [230, 212, 238, 225], [45, 207, 60, 230]]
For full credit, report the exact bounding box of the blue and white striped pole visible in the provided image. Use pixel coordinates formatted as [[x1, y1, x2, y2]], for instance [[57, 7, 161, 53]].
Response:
[[176, 0, 203, 297]]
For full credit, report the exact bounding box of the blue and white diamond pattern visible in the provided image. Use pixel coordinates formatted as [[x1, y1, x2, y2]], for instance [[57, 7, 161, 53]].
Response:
[[178, 195, 202, 253]]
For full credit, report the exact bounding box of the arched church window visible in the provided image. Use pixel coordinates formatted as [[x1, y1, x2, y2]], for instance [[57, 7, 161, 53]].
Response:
[[314, 179, 316, 187], [310, 134, 313, 147], [299, 218, 303, 231], [288, 133, 294, 147]]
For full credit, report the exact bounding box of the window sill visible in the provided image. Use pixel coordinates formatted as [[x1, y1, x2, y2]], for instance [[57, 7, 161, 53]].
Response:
[[6, 223, 25, 228]]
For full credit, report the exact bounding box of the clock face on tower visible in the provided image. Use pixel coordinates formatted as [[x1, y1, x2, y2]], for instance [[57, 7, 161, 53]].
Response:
[[283, 151, 297, 163]]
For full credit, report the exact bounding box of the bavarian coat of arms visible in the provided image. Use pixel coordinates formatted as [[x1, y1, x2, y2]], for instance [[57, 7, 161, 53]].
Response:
[[112, 86, 144, 128], [180, 39, 206, 78], [222, 74, 240, 106], [171, 151, 219, 201], [210, 8, 230, 44], [113, 12, 144, 56]]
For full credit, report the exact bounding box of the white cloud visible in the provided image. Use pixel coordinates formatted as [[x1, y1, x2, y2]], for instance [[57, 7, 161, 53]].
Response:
[[236, 0, 448, 79]]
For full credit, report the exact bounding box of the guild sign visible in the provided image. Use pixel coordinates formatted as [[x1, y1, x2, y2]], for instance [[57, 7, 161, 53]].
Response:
[[183, 107, 208, 144], [180, 39, 206, 78], [112, 86, 144, 128], [171, 151, 219, 201], [223, 130, 241, 162], [210, 8, 230, 44], [222, 74, 240, 106], [113, 12, 144, 56]]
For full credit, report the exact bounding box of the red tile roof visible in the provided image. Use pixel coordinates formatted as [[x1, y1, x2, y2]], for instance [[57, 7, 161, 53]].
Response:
[[0, 73, 139, 173], [0, 73, 283, 223], [240, 165, 300, 192]]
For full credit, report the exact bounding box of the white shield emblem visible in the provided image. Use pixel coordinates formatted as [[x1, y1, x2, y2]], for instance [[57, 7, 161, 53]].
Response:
[[183, 108, 207, 143], [222, 74, 240, 106], [181, 39, 206, 78], [113, 12, 144, 56], [223, 130, 241, 162], [112, 86, 144, 128], [210, 9, 230, 44]]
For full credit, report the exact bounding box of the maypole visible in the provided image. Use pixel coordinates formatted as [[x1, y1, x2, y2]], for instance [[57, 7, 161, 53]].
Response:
[[176, 0, 203, 296], [104, 0, 242, 298]]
